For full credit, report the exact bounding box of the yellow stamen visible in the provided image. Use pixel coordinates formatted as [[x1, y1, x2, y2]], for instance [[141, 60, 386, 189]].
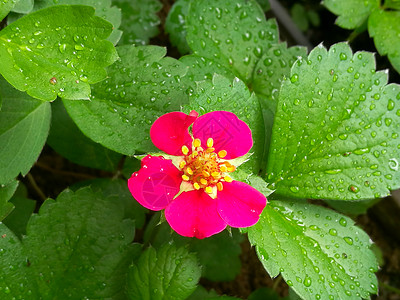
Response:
[[191, 151, 198, 158], [205, 186, 213, 194], [182, 145, 189, 155], [218, 150, 227, 158], [227, 165, 236, 172], [179, 161, 186, 169], [182, 175, 190, 181], [217, 182, 224, 191], [193, 182, 200, 190], [200, 178, 208, 185], [202, 170, 210, 177], [211, 171, 220, 177], [187, 167, 193, 175], [224, 176, 233, 182], [206, 147, 215, 153], [207, 138, 214, 148], [193, 138, 201, 148], [220, 165, 227, 172]]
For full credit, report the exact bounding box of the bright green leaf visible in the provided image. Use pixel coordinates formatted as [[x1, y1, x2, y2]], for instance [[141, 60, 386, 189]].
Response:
[[113, 0, 162, 45], [0, 223, 39, 299], [33, 0, 122, 45], [187, 74, 264, 173], [0, 179, 18, 220], [3, 196, 35, 238], [368, 9, 400, 74], [0, 77, 51, 184], [248, 200, 378, 300], [186, 0, 278, 84], [232, 169, 275, 198], [0, 0, 18, 21], [127, 244, 201, 300], [23, 187, 138, 299], [323, 0, 379, 29], [63, 45, 190, 155], [165, 0, 191, 54], [0, 5, 118, 101], [47, 100, 122, 171], [267, 42, 400, 200], [11, 0, 33, 14]]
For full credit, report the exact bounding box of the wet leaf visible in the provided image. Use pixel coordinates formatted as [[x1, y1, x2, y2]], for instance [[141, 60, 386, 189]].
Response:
[[0, 180, 18, 221], [63, 45, 190, 155], [114, 0, 162, 45], [0, 0, 18, 21], [165, 0, 191, 54], [127, 244, 201, 300], [323, 0, 379, 29], [248, 200, 378, 300], [368, 9, 400, 74], [23, 187, 139, 299], [0, 5, 118, 101], [267, 43, 400, 200], [0, 77, 51, 184]]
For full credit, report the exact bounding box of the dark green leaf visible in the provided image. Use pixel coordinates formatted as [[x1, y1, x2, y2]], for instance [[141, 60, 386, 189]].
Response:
[[248, 200, 378, 300], [33, 0, 122, 45], [0, 5, 118, 101], [127, 244, 201, 300], [63, 45, 190, 155], [325, 198, 381, 216], [248, 287, 281, 300], [187, 74, 264, 173], [122, 157, 141, 179], [165, 0, 191, 54], [3, 196, 35, 238], [323, 0, 379, 29], [368, 9, 400, 74], [291, 4, 308, 32], [47, 100, 122, 171], [0, 223, 39, 299], [11, 0, 33, 14], [0, 179, 18, 220], [186, 286, 219, 300], [186, 0, 278, 84], [23, 187, 138, 299], [256, 0, 270, 12], [0, 77, 51, 184], [267, 42, 400, 200], [113, 0, 162, 45]]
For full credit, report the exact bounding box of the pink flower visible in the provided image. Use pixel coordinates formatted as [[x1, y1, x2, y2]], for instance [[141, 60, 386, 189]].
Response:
[[128, 110, 267, 239]]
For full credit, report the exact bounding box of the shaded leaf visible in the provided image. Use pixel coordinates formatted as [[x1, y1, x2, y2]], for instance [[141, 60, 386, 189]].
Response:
[[0, 5, 118, 101], [248, 200, 378, 300], [0, 179, 18, 220], [0, 0, 18, 21], [3, 196, 35, 238], [165, 0, 191, 54], [267, 43, 400, 200], [63, 45, 190, 155], [0, 77, 51, 184], [127, 244, 201, 300], [11, 0, 33, 14]]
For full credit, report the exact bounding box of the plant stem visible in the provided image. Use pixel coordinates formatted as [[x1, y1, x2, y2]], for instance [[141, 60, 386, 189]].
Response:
[[380, 281, 400, 295], [26, 173, 47, 201], [35, 162, 96, 180]]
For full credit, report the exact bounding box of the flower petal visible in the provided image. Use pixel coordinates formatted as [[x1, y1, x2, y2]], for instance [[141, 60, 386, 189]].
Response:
[[165, 190, 226, 239], [217, 181, 267, 228], [128, 155, 182, 210], [192, 111, 252, 159], [150, 111, 198, 155]]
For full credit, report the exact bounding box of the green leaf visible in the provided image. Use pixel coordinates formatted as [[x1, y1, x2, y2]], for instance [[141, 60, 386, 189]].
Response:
[[122, 157, 141, 179], [0, 5, 118, 101], [267, 42, 400, 200], [165, 0, 191, 54], [0, 223, 39, 299], [70, 178, 147, 228], [3, 196, 35, 238], [113, 0, 162, 45], [0, 77, 51, 184], [248, 287, 281, 300], [11, 0, 33, 14], [291, 4, 309, 32], [187, 74, 264, 173], [256, 0, 270, 12], [325, 198, 381, 216], [127, 244, 201, 300], [186, 0, 278, 84], [0, 0, 18, 21], [323, 0, 379, 29], [186, 286, 219, 300], [23, 187, 138, 299], [63, 45, 190, 155], [248, 200, 378, 300], [0, 179, 18, 220], [33, 0, 122, 45], [232, 169, 275, 198], [384, 0, 400, 10], [368, 9, 400, 74], [47, 100, 122, 171]]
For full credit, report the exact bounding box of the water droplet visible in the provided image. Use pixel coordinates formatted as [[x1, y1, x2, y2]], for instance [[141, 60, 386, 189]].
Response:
[[290, 74, 299, 83], [339, 218, 347, 227], [340, 53, 347, 60], [290, 186, 299, 193], [344, 237, 353, 245], [329, 228, 337, 236]]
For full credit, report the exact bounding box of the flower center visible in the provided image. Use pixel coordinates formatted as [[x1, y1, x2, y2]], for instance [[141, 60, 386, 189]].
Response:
[[179, 138, 236, 194]]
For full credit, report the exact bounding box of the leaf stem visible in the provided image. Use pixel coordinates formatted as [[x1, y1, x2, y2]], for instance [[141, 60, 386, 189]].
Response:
[[26, 173, 46, 201], [35, 162, 96, 180], [272, 275, 283, 291]]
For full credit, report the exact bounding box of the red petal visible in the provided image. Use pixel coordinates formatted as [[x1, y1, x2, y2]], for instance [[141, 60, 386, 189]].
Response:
[[150, 111, 198, 155], [128, 155, 182, 210], [217, 181, 266, 228], [192, 111, 252, 159], [165, 190, 226, 239]]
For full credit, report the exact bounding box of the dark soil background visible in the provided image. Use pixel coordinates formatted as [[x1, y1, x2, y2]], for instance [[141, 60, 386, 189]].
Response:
[[14, 0, 400, 299]]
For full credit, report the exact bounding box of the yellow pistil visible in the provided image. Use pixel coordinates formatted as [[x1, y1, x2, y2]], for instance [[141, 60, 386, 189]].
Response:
[[179, 137, 236, 197]]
